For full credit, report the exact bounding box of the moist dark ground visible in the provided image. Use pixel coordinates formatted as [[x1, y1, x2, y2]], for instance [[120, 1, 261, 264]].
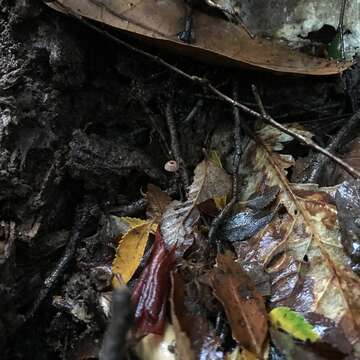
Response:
[[0, 1, 359, 359]]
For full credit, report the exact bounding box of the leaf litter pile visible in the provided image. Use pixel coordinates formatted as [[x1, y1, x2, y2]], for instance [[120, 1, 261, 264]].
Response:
[[108, 120, 360, 359], [2, 1, 360, 359]]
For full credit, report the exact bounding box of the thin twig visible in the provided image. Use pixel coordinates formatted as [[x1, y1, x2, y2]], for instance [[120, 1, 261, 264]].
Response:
[[47, 0, 360, 179], [109, 198, 147, 217], [99, 286, 133, 360], [25, 198, 98, 320], [231, 82, 242, 201], [209, 82, 242, 244], [251, 85, 360, 179], [304, 109, 360, 183], [182, 99, 203, 125], [165, 100, 190, 189], [338, 0, 348, 60]]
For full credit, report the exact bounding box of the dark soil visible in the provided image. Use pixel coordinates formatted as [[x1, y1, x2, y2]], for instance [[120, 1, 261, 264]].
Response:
[[1, 1, 359, 359]]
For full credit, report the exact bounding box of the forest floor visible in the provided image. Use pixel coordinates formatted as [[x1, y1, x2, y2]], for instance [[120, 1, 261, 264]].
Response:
[[1, 1, 359, 359]]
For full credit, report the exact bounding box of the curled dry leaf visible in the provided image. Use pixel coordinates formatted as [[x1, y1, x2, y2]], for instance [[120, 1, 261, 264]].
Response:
[[161, 159, 231, 254], [210, 251, 268, 356], [112, 221, 153, 286], [235, 124, 360, 350], [46, 0, 351, 75]]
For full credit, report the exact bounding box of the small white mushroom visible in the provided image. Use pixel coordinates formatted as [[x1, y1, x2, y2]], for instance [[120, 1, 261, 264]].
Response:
[[164, 160, 179, 172]]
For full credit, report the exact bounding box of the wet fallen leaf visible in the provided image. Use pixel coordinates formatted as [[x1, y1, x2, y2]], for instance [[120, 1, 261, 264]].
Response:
[[270, 328, 321, 360], [335, 181, 360, 274], [161, 158, 231, 255], [245, 186, 280, 211], [47, 0, 351, 75], [112, 221, 153, 286], [270, 307, 319, 343], [210, 251, 268, 356], [242, 262, 271, 297], [132, 229, 175, 335], [304, 312, 353, 359], [235, 124, 360, 350], [222, 208, 275, 243], [270, 325, 353, 360]]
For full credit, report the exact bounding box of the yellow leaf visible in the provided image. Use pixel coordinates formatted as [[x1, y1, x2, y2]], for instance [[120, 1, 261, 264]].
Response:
[[118, 216, 157, 234], [269, 307, 319, 343], [209, 151, 227, 209], [112, 221, 153, 286]]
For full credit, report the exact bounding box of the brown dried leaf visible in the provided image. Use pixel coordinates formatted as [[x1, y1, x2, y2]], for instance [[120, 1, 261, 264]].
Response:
[[210, 251, 268, 356], [146, 184, 171, 221], [193, 159, 232, 205], [236, 125, 360, 349], [47, 0, 351, 75]]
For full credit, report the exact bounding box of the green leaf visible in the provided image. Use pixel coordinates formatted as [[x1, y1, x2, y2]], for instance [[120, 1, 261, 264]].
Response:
[[269, 307, 320, 343]]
